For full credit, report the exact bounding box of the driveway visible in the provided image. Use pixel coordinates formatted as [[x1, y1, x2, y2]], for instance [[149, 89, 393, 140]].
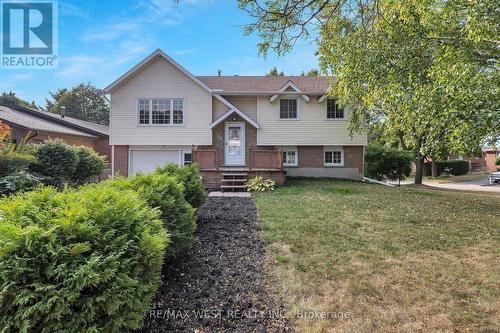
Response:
[[423, 178, 500, 194]]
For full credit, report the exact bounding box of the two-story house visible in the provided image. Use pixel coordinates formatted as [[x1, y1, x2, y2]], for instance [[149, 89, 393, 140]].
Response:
[[104, 49, 367, 189]]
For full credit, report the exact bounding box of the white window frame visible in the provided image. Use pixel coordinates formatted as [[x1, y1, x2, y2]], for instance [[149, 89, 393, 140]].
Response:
[[137, 98, 186, 126], [324, 146, 344, 166], [282, 147, 298, 167], [279, 98, 300, 120], [182, 151, 193, 165], [325, 98, 345, 120]]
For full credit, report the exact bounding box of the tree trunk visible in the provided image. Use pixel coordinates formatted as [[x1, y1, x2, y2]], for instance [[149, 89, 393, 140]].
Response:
[[431, 159, 438, 177], [414, 155, 424, 184]]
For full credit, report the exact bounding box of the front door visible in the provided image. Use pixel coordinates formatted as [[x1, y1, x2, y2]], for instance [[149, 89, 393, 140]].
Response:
[[224, 123, 245, 165]]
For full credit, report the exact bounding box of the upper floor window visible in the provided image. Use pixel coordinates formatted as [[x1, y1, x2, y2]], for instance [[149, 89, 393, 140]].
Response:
[[280, 99, 298, 119], [327, 99, 344, 119], [282, 148, 298, 166], [138, 98, 184, 125], [324, 147, 344, 166]]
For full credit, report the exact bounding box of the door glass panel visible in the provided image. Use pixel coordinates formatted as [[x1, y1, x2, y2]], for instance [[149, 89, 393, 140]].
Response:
[[228, 126, 241, 155]]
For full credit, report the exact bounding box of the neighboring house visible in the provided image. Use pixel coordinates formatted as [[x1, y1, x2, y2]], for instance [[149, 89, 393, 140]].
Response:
[[0, 104, 110, 159], [483, 146, 500, 172], [104, 49, 367, 188]]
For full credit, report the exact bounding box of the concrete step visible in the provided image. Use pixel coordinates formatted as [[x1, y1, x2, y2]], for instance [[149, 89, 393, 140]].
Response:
[[221, 178, 247, 182], [220, 185, 247, 189], [221, 173, 248, 177]]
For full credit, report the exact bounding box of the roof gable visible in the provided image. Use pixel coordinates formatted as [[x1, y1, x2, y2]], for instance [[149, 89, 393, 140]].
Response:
[[104, 49, 212, 93]]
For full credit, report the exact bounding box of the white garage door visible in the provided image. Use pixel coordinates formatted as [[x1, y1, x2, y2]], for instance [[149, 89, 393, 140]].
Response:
[[129, 150, 179, 175]]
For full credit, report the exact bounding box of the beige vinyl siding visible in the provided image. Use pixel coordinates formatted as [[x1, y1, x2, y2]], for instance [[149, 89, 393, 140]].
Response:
[[225, 96, 257, 121], [110, 56, 212, 146], [212, 97, 229, 120], [257, 96, 367, 146]]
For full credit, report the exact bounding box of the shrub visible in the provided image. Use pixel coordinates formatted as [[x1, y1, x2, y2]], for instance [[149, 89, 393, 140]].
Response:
[[73, 145, 106, 184], [0, 170, 42, 195], [424, 160, 470, 176], [0, 151, 37, 177], [155, 163, 206, 208], [0, 185, 168, 332], [34, 140, 79, 185], [496, 156, 500, 166], [364, 144, 412, 182], [107, 172, 196, 259], [246, 176, 276, 192]]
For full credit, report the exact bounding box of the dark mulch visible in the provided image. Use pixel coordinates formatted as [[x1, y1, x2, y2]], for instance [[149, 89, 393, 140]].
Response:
[[140, 197, 294, 333]]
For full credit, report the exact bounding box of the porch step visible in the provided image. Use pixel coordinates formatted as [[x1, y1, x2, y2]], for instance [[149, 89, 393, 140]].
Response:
[[220, 172, 248, 192], [221, 178, 247, 182], [221, 173, 248, 177], [220, 185, 247, 189]]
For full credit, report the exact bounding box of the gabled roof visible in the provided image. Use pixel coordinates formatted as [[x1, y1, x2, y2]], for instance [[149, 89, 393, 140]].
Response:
[[104, 49, 213, 93], [197, 76, 332, 94], [270, 80, 310, 102], [210, 95, 259, 129], [0, 105, 109, 137]]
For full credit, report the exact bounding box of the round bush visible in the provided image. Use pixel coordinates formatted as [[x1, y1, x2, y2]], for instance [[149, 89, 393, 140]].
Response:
[[155, 163, 206, 208], [109, 172, 196, 259], [495, 156, 500, 166], [73, 145, 106, 184], [364, 144, 412, 181], [34, 140, 79, 184], [0, 185, 169, 332], [0, 170, 41, 195]]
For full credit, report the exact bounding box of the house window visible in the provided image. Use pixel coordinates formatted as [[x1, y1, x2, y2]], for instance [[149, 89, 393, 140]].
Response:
[[138, 99, 150, 124], [173, 99, 184, 124], [327, 99, 344, 119], [152, 99, 170, 124], [183, 152, 192, 165], [280, 99, 297, 119], [282, 148, 298, 166], [138, 98, 184, 125], [324, 147, 344, 166]]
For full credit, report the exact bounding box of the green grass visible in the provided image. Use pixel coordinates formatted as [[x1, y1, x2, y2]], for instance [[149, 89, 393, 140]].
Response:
[[255, 178, 500, 333]]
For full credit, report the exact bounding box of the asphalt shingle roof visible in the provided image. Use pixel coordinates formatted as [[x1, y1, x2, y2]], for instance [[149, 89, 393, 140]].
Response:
[[196, 76, 332, 94]]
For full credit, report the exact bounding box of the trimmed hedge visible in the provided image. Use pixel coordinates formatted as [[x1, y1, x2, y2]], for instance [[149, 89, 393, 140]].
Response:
[[156, 163, 206, 208], [0, 150, 37, 177], [0, 185, 168, 332], [107, 171, 196, 259], [73, 145, 106, 184], [34, 139, 79, 185], [423, 160, 470, 176], [364, 144, 412, 181], [496, 156, 500, 166]]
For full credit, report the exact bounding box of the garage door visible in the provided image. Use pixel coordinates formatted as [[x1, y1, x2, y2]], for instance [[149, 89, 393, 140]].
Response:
[[129, 150, 179, 175]]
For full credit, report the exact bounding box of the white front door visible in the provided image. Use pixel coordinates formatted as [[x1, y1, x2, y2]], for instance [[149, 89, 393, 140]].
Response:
[[224, 123, 245, 165]]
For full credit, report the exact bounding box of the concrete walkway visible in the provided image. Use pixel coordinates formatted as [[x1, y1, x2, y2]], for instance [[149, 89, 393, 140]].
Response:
[[422, 179, 500, 194]]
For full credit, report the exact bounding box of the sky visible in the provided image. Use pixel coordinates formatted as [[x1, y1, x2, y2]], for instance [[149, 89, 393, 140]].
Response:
[[0, 0, 320, 107]]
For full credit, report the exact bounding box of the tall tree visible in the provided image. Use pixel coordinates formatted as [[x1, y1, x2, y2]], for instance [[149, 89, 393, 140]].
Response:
[[0, 92, 38, 109], [239, 0, 500, 184], [46, 83, 109, 125]]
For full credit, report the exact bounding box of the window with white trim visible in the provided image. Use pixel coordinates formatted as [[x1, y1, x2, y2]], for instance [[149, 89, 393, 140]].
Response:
[[326, 99, 344, 119], [282, 148, 298, 166], [324, 147, 344, 166], [183, 152, 192, 165], [280, 99, 298, 119], [138, 98, 184, 125]]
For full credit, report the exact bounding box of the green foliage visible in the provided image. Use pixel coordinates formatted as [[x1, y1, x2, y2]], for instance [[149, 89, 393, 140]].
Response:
[[266, 66, 284, 76], [0, 146, 37, 177], [33, 140, 79, 186], [0, 170, 42, 195], [107, 171, 196, 259], [0, 185, 168, 332], [46, 83, 110, 125], [73, 145, 106, 184], [246, 176, 276, 192], [155, 163, 206, 208], [496, 156, 500, 166], [364, 144, 412, 182], [424, 160, 470, 176], [0, 91, 38, 108]]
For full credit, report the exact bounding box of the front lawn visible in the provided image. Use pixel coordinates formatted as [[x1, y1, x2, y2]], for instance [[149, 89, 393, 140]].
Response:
[[254, 178, 500, 332]]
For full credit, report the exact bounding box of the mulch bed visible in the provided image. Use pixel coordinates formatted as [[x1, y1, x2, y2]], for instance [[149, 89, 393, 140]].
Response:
[[140, 197, 294, 333]]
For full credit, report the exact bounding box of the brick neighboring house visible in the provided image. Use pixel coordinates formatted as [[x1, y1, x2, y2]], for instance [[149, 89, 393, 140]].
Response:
[[483, 146, 500, 172], [104, 49, 367, 189], [0, 104, 110, 160]]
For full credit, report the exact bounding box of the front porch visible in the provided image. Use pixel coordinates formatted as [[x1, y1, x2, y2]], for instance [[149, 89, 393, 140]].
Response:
[[192, 148, 286, 190]]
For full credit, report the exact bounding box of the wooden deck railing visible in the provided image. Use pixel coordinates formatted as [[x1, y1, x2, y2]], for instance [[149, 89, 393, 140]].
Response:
[[192, 148, 283, 171]]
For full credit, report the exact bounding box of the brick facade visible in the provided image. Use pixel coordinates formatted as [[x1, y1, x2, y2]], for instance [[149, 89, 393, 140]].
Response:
[[295, 145, 364, 173]]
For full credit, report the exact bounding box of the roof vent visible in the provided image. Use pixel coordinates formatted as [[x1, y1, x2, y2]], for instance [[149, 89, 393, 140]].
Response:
[[60, 106, 65, 118]]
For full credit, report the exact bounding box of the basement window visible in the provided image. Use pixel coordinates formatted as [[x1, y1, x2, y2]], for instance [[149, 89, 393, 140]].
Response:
[[324, 147, 344, 166]]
